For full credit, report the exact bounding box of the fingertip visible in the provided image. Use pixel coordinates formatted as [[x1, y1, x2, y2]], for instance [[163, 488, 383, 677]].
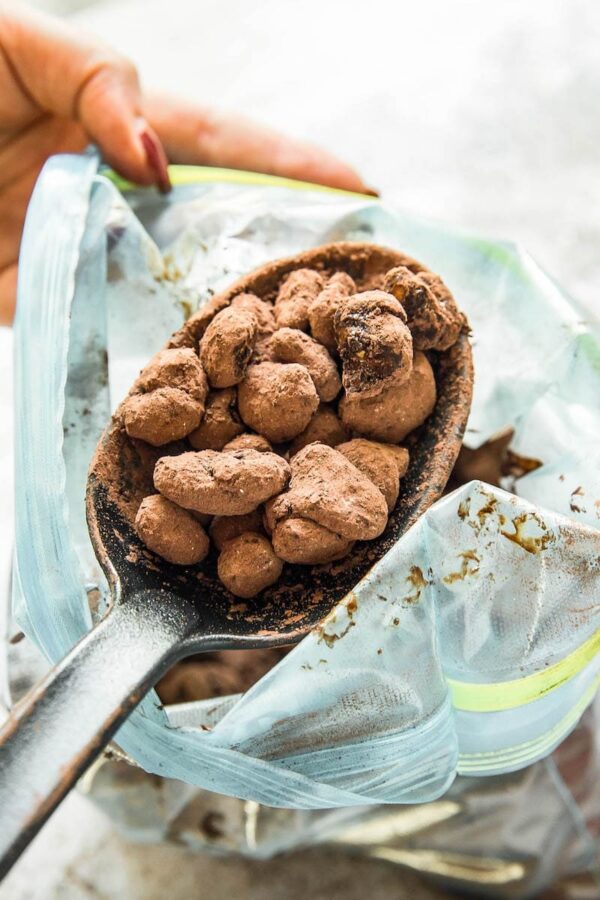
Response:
[[138, 127, 171, 193]]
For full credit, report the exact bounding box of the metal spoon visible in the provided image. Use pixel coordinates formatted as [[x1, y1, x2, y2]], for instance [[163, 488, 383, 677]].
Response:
[[0, 242, 473, 877]]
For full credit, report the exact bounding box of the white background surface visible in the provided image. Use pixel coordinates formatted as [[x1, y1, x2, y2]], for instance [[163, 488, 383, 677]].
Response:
[[1, 0, 599, 896]]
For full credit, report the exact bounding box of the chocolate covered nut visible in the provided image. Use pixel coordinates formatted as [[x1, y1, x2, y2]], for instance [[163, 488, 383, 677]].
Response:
[[264, 328, 341, 401], [382, 444, 410, 478], [308, 271, 356, 351], [270, 444, 388, 541], [384, 266, 464, 351], [200, 307, 257, 388], [154, 448, 290, 516], [123, 387, 203, 446], [231, 293, 276, 337], [238, 362, 319, 443], [135, 494, 209, 565], [223, 433, 273, 453], [337, 439, 401, 511], [218, 533, 283, 598], [288, 404, 349, 456], [334, 290, 413, 398], [274, 268, 324, 331], [188, 388, 244, 450], [339, 351, 436, 443], [209, 509, 264, 550], [135, 347, 208, 404], [271, 517, 352, 564]]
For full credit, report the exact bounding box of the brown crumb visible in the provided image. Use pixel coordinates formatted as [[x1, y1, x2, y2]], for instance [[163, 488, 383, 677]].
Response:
[[274, 268, 324, 330], [135, 494, 209, 565], [238, 362, 319, 442], [154, 448, 290, 515], [188, 388, 244, 450], [334, 291, 413, 397], [218, 533, 283, 598], [199, 306, 257, 388], [123, 388, 203, 446], [339, 351, 436, 442]]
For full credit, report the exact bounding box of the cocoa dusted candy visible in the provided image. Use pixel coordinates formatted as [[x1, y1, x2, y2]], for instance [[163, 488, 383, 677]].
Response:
[[264, 328, 341, 401], [308, 271, 356, 351], [237, 362, 319, 443], [269, 443, 388, 541], [199, 306, 257, 388], [274, 268, 324, 331], [271, 517, 352, 565], [123, 348, 209, 446], [188, 388, 244, 450], [339, 351, 436, 443], [223, 433, 273, 454], [217, 533, 283, 598], [289, 404, 349, 456], [384, 266, 464, 351], [134, 347, 209, 402], [337, 439, 404, 512], [209, 508, 264, 550], [135, 494, 209, 565], [230, 293, 276, 338], [334, 290, 413, 398], [154, 448, 290, 516], [123, 387, 203, 447]]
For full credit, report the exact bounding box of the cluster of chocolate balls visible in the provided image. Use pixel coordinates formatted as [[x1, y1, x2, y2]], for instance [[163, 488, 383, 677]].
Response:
[[122, 262, 464, 598]]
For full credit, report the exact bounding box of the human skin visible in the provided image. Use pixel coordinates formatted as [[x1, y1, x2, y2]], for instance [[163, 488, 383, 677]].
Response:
[[0, 2, 368, 323]]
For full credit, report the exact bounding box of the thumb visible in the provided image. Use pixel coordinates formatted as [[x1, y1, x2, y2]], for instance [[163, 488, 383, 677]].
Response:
[[0, 4, 170, 190]]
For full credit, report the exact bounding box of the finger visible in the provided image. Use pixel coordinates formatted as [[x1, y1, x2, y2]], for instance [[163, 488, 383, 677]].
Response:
[[0, 263, 17, 325], [0, 5, 169, 190], [144, 92, 370, 194]]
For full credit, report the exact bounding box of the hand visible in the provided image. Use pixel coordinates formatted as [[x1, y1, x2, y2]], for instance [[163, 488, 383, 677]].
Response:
[[0, 4, 369, 324]]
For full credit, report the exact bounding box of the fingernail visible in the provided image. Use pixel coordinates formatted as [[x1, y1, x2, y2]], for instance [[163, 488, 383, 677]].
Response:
[[139, 129, 171, 194], [363, 186, 380, 197]]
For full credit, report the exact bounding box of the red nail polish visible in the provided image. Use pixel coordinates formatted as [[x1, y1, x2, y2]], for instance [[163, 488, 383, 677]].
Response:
[[139, 130, 171, 194]]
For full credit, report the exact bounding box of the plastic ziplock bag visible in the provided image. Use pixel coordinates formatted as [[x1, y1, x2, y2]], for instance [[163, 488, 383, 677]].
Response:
[[12, 153, 600, 808]]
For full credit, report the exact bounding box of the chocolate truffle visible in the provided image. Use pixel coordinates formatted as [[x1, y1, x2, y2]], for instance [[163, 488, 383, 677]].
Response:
[[135, 494, 209, 565], [218, 533, 283, 598], [334, 290, 413, 398], [199, 306, 257, 388], [339, 351, 436, 442], [154, 448, 290, 516], [237, 362, 319, 443]]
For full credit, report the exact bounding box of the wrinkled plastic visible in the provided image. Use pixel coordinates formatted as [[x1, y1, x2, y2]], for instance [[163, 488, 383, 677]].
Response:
[[13, 156, 600, 812]]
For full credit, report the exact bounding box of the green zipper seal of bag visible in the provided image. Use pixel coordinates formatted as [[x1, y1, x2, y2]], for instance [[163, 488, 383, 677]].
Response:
[[448, 628, 600, 713], [106, 164, 376, 199], [457, 671, 600, 773]]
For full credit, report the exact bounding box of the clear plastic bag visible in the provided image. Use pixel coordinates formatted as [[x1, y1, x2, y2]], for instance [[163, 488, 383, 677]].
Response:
[[12, 154, 600, 814]]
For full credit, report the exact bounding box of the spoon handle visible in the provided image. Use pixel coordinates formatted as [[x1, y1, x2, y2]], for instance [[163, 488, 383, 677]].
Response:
[[0, 592, 198, 879]]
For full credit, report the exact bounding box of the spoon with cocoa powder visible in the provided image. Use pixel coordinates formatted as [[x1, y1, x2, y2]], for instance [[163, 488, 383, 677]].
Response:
[[0, 243, 472, 876]]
